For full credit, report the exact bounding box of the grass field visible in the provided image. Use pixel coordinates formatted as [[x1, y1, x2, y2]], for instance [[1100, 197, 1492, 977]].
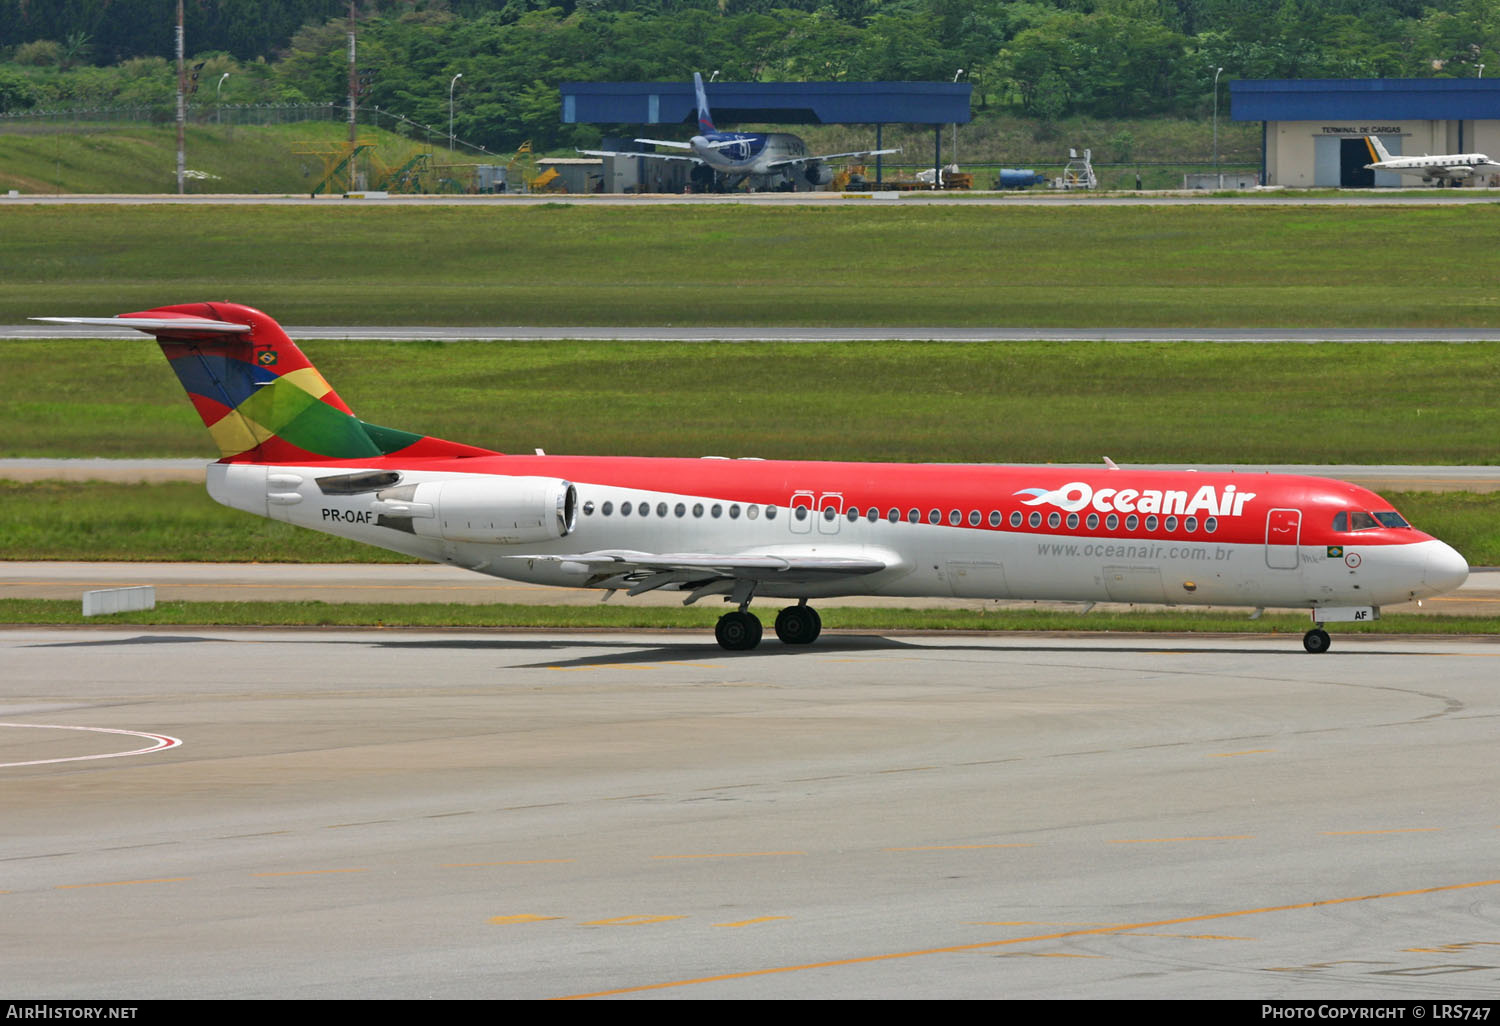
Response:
[[3, 201, 1495, 633], [6, 203, 1500, 327], [0, 122, 464, 196], [3, 598, 1495, 637], [4, 338, 1499, 465]]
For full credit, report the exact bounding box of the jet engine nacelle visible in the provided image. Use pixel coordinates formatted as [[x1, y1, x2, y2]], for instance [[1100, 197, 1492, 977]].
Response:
[[805, 161, 834, 186], [412, 476, 577, 544]]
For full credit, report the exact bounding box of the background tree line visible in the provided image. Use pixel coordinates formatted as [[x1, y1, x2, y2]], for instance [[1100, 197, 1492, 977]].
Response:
[[3, 0, 1498, 153]]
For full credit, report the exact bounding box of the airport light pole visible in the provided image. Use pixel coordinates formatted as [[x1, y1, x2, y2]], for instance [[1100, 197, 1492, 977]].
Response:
[[449, 72, 463, 151], [953, 69, 964, 171], [1213, 66, 1224, 180], [216, 73, 228, 124]]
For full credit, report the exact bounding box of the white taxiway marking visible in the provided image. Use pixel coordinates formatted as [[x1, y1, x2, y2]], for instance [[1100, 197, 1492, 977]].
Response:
[[0, 722, 182, 768]]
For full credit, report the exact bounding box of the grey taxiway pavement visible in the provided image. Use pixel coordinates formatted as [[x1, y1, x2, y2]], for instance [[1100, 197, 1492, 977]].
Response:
[[5, 627, 1500, 999], [4, 560, 1498, 616]]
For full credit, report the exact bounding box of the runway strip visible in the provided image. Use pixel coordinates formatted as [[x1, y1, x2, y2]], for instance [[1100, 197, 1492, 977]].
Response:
[[7, 190, 1500, 207], [3, 560, 1496, 615], [5, 627, 1500, 998]]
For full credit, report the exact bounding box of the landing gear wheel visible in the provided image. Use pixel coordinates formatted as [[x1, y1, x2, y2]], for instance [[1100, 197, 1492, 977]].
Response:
[[775, 605, 822, 645], [715, 611, 763, 651], [1303, 628, 1331, 654]]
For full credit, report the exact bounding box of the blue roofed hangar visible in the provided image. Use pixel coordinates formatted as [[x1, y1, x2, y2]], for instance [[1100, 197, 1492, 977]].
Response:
[[559, 79, 970, 192], [1232, 78, 1500, 187]]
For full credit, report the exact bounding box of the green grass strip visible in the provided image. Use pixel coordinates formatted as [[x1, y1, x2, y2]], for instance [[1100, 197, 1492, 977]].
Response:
[[6, 338, 1500, 465], [3, 599, 1496, 636], [8, 204, 1500, 327]]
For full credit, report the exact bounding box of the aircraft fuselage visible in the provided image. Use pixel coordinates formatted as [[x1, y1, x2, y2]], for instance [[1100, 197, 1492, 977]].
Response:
[[208, 456, 1467, 615]]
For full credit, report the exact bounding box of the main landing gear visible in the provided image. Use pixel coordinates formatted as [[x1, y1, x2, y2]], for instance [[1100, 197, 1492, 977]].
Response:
[[714, 602, 822, 651], [1303, 626, 1332, 654]]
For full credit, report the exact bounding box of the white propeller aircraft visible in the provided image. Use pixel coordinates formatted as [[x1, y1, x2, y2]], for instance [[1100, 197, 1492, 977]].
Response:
[[1363, 134, 1500, 184]]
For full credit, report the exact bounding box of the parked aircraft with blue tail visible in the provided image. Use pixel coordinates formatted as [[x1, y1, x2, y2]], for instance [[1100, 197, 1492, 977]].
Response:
[[580, 72, 899, 191]]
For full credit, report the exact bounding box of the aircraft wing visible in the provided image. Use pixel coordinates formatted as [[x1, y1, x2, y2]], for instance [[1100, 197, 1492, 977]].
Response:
[[766, 148, 901, 169], [518, 549, 888, 602], [577, 148, 702, 165]]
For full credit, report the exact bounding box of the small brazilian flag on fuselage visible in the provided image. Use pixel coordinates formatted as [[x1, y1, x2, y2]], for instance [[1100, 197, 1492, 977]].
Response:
[[1327, 546, 1343, 558]]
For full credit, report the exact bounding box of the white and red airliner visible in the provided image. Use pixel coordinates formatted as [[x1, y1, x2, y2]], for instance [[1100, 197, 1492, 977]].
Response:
[[38, 303, 1470, 653]]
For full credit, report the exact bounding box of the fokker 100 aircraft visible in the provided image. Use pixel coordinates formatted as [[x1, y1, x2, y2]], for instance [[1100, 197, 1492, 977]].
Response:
[[579, 72, 898, 191], [1363, 134, 1500, 185], [38, 303, 1470, 653]]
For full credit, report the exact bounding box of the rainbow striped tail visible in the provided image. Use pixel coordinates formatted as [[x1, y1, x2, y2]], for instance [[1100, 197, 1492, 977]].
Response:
[[35, 302, 495, 464]]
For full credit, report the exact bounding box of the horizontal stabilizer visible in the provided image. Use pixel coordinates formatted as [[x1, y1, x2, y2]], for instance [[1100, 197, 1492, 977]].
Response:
[[577, 148, 700, 164], [32, 315, 251, 335]]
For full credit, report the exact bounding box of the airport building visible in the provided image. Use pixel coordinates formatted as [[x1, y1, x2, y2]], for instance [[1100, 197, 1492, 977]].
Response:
[[558, 79, 969, 192], [1232, 78, 1500, 187]]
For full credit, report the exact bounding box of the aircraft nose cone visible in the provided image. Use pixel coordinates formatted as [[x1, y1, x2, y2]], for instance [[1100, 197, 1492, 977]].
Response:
[[1425, 541, 1469, 594]]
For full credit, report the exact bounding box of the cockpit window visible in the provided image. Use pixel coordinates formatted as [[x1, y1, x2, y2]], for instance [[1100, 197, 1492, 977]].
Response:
[[1332, 512, 1347, 532], [1374, 511, 1410, 528], [1349, 511, 1379, 530]]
